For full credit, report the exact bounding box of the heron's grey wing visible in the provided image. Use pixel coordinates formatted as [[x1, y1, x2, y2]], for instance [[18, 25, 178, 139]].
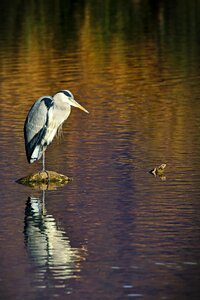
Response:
[[24, 96, 53, 162]]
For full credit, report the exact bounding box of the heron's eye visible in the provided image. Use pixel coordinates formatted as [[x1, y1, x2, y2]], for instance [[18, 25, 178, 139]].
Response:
[[63, 90, 73, 98]]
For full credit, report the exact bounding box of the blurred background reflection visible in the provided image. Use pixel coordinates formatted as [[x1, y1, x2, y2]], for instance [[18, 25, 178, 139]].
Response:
[[0, 1, 200, 299]]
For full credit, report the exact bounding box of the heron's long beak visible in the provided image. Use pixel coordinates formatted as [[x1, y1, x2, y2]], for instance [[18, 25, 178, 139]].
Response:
[[71, 99, 89, 113]]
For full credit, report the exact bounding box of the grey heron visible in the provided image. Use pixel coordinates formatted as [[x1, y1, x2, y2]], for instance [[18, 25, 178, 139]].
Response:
[[24, 90, 89, 171]]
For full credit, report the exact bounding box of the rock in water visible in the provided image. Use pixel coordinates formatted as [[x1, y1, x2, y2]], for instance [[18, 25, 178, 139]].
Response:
[[16, 170, 72, 189]]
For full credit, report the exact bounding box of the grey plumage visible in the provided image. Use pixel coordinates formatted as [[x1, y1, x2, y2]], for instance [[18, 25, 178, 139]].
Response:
[[24, 90, 89, 170]]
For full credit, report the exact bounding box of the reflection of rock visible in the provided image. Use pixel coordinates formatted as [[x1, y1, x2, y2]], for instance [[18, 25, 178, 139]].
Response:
[[17, 170, 72, 190], [24, 192, 86, 280], [149, 164, 167, 180]]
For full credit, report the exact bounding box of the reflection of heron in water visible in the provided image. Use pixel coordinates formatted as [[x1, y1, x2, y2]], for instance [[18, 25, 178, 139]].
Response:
[[24, 191, 86, 282]]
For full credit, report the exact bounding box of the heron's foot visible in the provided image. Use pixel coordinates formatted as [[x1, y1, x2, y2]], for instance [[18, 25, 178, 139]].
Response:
[[40, 169, 50, 181]]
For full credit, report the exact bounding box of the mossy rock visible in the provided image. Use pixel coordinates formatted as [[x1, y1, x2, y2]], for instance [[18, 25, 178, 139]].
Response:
[[16, 170, 72, 190]]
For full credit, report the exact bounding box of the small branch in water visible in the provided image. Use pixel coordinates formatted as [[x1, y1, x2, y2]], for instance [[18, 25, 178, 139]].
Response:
[[149, 164, 167, 180]]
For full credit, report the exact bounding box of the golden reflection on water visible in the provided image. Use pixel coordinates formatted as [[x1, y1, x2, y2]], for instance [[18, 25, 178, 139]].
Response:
[[1, 1, 200, 299], [1, 1, 200, 227], [0, 0, 200, 238]]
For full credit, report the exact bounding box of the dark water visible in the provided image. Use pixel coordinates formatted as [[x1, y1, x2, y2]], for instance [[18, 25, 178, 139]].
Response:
[[0, 1, 200, 299]]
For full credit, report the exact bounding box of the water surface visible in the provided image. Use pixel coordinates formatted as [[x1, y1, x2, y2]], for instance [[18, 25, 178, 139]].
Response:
[[0, 1, 200, 299]]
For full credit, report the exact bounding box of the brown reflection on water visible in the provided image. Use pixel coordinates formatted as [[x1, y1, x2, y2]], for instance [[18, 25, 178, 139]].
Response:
[[1, 1, 200, 299]]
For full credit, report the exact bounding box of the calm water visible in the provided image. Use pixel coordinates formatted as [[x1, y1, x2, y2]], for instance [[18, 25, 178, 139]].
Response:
[[0, 1, 200, 299]]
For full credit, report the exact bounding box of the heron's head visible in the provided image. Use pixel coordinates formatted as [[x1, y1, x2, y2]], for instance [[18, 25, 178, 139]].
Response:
[[53, 90, 89, 113]]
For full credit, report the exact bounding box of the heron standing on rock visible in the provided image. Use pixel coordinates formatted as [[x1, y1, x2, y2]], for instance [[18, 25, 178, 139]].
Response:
[[24, 90, 89, 171]]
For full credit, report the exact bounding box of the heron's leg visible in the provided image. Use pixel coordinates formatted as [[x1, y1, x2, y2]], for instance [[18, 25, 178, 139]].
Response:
[[42, 190, 46, 215], [42, 150, 46, 171]]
